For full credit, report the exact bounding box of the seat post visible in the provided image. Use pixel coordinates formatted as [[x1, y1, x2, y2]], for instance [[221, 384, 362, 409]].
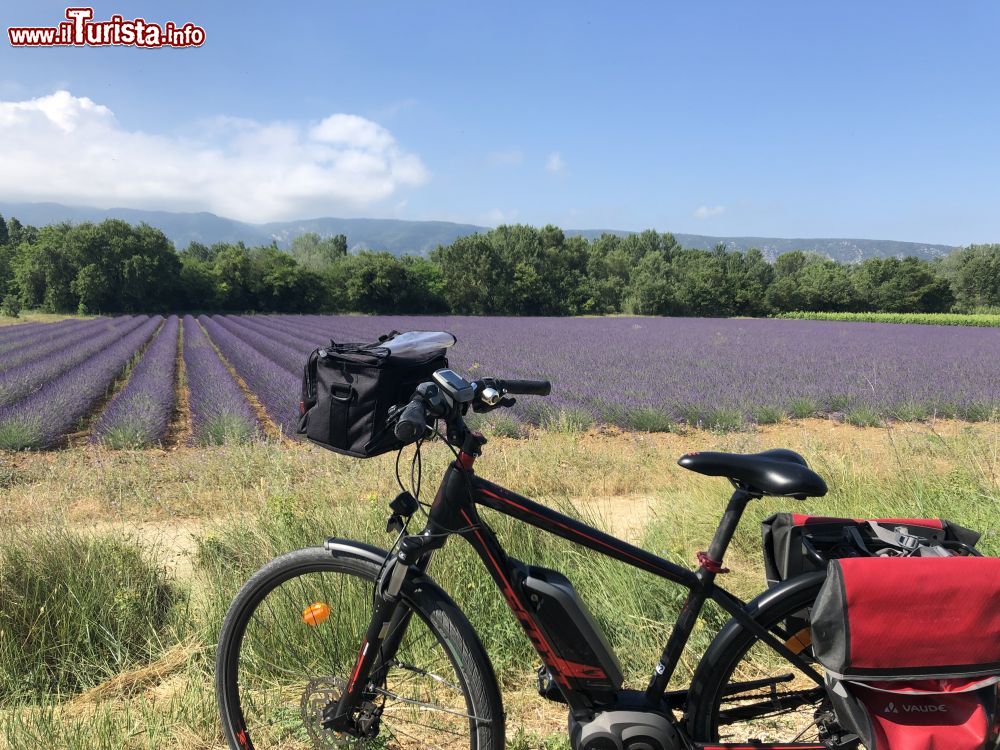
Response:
[[700, 487, 753, 578]]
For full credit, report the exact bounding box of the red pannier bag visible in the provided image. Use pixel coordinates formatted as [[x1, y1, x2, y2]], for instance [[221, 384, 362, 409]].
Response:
[[811, 557, 1000, 750]]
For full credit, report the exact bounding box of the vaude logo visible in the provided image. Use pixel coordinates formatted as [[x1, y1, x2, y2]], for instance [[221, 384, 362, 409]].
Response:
[[884, 701, 948, 715]]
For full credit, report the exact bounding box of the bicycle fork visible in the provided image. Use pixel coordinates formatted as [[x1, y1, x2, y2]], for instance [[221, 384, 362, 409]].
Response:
[[324, 536, 433, 734]]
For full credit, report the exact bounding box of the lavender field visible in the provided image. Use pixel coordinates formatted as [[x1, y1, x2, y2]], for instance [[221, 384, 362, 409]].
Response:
[[0, 315, 996, 449]]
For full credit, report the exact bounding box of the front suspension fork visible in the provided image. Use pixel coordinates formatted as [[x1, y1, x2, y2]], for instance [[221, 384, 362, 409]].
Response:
[[324, 535, 433, 732]]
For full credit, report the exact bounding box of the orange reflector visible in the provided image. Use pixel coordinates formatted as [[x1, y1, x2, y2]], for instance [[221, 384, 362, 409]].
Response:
[[302, 602, 331, 626], [784, 626, 812, 655]]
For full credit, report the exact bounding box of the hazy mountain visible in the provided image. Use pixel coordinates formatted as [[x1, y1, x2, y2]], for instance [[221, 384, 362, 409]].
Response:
[[0, 202, 958, 262]]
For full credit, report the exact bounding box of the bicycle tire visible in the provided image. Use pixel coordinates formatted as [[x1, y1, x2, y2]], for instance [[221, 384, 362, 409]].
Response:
[[216, 544, 504, 750], [685, 573, 845, 745]]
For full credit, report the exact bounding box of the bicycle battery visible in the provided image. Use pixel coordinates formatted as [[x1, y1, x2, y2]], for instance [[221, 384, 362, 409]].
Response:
[[515, 563, 624, 704]]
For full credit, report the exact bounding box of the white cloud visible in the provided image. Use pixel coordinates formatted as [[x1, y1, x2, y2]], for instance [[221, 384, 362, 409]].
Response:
[[482, 208, 519, 225], [0, 90, 429, 222], [545, 151, 566, 173], [693, 205, 727, 219], [487, 149, 523, 166]]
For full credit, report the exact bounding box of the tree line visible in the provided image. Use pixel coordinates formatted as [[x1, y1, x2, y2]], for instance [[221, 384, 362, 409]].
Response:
[[0, 214, 997, 317]]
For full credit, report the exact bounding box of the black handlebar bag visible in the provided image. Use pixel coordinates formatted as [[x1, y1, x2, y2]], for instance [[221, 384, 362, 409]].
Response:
[[298, 331, 454, 458], [811, 557, 1000, 750]]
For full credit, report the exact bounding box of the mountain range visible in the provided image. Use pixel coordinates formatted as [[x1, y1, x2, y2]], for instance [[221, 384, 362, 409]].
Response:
[[0, 201, 958, 263]]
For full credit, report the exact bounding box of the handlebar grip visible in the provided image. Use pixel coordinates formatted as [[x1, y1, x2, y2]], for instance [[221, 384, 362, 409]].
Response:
[[501, 379, 551, 396], [394, 399, 428, 443]]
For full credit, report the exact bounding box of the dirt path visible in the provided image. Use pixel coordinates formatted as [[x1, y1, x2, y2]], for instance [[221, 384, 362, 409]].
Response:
[[80, 517, 205, 579]]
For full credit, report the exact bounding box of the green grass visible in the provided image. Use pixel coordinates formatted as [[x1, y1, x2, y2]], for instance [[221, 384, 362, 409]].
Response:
[[0, 311, 96, 328], [197, 412, 258, 445], [750, 405, 786, 425], [625, 407, 676, 432], [0, 417, 44, 450], [844, 405, 884, 427], [0, 528, 180, 702], [775, 311, 1000, 327], [541, 407, 594, 433], [788, 398, 819, 419]]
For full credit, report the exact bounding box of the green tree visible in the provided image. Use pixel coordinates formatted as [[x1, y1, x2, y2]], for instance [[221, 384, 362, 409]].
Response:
[[627, 251, 673, 314], [399, 256, 447, 313], [794, 260, 857, 311], [13, 223, 77, 312], [178, 256, 219, 310], [211, 243, 255, 310], [852, 257, 953, 312], [726, 248, 775, 315], [289, 232, 349, 271], [945, 244, 1000, 311], [766, 252, 855, 312], [182, 241, 216, 263], [344, 252, 412, 313]]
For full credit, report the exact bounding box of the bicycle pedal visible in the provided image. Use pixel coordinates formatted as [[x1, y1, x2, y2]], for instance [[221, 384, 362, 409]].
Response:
[[536, 665, 566, 703]]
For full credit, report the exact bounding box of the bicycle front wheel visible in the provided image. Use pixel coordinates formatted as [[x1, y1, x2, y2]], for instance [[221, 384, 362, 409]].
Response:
[[216, 544, 503, 750]]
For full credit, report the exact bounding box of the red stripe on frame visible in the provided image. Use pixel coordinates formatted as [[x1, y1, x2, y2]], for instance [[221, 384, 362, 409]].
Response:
[[478, 487, 660, 572]]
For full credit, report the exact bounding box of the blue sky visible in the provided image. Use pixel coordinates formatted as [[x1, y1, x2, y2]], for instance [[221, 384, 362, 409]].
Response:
[[1, 1, 998, 244]]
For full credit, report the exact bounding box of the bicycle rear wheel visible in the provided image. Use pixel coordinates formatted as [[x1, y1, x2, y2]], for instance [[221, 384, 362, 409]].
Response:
[[216, 544, 503, 750], [685, 577, 857, 747]]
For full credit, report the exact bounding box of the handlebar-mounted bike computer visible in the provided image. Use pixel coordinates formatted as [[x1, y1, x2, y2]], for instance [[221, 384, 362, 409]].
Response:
[[433, 369, 475, 404]]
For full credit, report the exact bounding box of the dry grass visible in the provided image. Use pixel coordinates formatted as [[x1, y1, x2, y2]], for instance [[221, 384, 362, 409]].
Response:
[[67, 638, 200, 709], [0, 312, 96, 327]]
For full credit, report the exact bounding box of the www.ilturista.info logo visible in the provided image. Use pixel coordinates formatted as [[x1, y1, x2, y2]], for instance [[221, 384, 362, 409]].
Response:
[[8, 7, 205, 48]]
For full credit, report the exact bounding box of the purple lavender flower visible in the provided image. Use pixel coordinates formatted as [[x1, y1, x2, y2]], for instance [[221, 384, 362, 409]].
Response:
[[182, 315, 259, 445], [0, 317, 96, 353], [91, 316, 180, 448], [0, 317, 134, 368], [0, 316, 162, 449], [241, 315, 1000, 428], [198, 316, 300, 436], [208, 315, 306, 375], [0, 316, 147, 407]]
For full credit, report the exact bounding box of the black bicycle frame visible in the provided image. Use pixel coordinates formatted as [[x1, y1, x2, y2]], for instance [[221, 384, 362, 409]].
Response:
[[330, 451, 825, 729]]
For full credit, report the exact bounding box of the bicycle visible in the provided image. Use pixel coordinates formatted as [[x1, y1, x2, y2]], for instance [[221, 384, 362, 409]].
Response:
[[216, 368, 850, 750]]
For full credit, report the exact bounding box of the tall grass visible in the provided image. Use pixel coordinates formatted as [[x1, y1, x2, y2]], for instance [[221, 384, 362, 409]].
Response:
[[0, 529, 181, 702]]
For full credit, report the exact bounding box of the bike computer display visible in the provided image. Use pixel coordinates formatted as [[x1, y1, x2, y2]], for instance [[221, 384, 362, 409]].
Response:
[[433, 369, 475, 403]]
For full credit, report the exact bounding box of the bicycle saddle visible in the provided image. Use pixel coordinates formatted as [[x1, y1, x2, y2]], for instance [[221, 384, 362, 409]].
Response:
[[677, 448, 828, 499]]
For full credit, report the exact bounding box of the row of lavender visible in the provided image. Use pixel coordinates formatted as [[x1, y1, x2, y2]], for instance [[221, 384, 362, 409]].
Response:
[[199, 314, 1000, 430], [0, 316, 259, 449]]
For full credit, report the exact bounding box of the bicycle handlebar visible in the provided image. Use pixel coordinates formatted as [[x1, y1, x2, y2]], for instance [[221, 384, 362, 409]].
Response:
[[394, 398, 429, 442], [393, 372, 551, 446], [497, 379, 551, 397]]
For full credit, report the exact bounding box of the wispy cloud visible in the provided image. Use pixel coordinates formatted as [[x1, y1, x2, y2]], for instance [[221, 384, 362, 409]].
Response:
[[487, 149, 523, 166], [693, 205, 727, 219], [0, 91, 429, 222], [482, 208, 519, 225], [545, 151, 566, 173]]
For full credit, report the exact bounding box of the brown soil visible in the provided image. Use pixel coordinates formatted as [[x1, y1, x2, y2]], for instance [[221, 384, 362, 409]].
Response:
[[164, 320, 193, 448]]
